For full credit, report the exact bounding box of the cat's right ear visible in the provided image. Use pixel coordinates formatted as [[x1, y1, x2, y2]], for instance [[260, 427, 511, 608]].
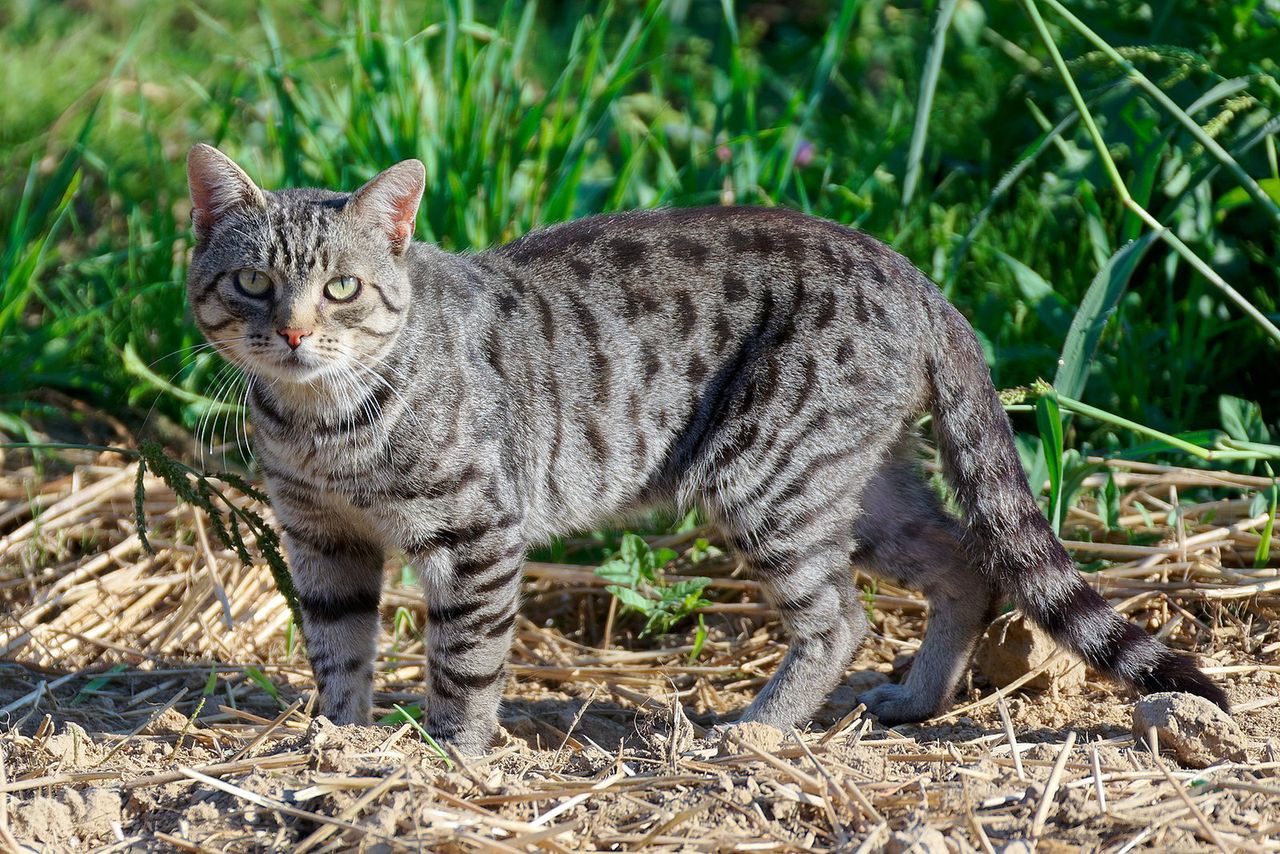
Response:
[[187, 144, 266, 242]]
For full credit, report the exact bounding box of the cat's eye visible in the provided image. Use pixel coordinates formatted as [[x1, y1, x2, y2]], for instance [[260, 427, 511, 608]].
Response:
[[232, 269, 272, 297], [324, 275, 361, 302]]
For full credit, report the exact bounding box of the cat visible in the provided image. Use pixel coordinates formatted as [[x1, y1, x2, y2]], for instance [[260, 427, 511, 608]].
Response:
[[185, 144, 1227, 753]]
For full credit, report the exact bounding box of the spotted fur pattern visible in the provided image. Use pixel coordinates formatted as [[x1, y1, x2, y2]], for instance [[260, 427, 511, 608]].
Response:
[[185, 145, 1226, 753]]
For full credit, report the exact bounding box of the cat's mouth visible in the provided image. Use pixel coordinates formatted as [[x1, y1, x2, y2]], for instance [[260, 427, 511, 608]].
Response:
[[267, 351, 331, 382], [231, 344, 331, 384]]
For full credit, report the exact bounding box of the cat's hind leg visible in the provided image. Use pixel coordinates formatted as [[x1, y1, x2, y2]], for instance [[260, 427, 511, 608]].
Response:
[[851, 457, 996, 724], [706, 471, 873, 731]]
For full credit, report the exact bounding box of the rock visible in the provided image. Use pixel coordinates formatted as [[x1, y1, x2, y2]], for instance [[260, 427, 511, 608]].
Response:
[[1132, 692, 1248, 768], [975, 614, 1084, 692], [996, 842, 1035, 854], [886, 826, 948, 854], [715, 721, 784, 757]]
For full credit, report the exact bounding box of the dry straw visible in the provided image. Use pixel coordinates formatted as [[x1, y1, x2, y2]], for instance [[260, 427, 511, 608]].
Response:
[[0, 448, 1277, 850]]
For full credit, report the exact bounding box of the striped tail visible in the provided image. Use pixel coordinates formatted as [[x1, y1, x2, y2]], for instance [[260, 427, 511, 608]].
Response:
[[926, 300, 1228, 711]]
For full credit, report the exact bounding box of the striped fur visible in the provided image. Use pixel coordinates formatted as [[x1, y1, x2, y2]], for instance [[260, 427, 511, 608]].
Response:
[[185, 145, 1225, 752]]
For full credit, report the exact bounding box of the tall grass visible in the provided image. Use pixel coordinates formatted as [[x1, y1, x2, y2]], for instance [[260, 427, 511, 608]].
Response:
[[1, 0, 1277, 483]]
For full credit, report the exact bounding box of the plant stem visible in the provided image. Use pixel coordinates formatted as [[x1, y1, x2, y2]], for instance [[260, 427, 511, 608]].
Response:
[[1019, 0, 1280, 347]]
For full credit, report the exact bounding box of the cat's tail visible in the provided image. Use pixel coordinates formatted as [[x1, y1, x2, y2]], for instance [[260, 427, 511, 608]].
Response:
[[925, 300, 1228, 711]]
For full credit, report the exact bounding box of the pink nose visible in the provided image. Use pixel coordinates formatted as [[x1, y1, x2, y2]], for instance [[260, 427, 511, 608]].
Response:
[[277, 327, 313, 350]]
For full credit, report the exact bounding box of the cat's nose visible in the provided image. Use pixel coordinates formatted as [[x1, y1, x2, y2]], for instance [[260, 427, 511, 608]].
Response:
[[277, 327, 313, 350]]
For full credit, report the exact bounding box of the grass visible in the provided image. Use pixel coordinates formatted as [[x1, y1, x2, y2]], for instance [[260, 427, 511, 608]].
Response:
[[0, 0, 1276, 455]]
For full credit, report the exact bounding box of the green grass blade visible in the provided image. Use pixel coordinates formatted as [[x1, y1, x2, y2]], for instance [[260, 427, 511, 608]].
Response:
[[1036, 392, 1065, 532]]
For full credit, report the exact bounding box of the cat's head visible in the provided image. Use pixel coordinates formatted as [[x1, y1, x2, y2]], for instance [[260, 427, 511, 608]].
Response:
[[184, 144, 424, 385]]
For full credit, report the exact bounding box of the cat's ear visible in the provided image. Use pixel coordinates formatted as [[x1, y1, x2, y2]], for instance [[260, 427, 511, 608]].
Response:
[[187, 144, 266, 241], [349, 160, 425, 255]]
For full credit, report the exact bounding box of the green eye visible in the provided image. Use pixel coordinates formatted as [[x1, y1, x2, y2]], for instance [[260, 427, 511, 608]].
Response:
[[232, 269, 272, 297], [324, 275, 361, 302]]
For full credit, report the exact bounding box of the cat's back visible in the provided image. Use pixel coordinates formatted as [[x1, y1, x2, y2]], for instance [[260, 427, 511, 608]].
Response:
[[489, 205, 902, 293], [481, 205, 939, 357]]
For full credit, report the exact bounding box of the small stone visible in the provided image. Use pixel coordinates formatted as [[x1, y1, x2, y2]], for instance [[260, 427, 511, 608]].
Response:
[[715, 721, 784, 757], [996, 841, 1035, 854], [1132, 692, 1248, 768], [886, 826, 948, 854], [976, 614, 1085, 691]]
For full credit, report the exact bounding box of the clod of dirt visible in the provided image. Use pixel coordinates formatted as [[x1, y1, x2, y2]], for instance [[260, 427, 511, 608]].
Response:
[[41, 721, 101, 767], [886, 825, 948, 854], [1132, 692, 1249, 768], [10, 786, 121, 846], [76, 787, 123, 838], [142, 706, 191, 735], [715, 721, 784, 757], [13, 796, 73, 845], [975, 614, 1084, 691]]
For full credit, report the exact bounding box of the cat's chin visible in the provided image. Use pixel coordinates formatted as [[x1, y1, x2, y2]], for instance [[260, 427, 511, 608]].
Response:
[[242, 356, 334, 386]]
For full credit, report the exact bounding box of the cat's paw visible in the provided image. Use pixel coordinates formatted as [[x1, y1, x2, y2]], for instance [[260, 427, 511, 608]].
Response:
[[426, 721, 496, 757], [857, 683, 935, 725]]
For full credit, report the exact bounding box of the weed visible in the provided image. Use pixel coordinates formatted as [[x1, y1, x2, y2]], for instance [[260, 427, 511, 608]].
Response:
[[594, 533, 712, 638]]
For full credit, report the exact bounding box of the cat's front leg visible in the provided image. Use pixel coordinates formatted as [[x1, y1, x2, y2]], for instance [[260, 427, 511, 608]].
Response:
[[278, 513, 386, 725], [412, 521, 526, 755]]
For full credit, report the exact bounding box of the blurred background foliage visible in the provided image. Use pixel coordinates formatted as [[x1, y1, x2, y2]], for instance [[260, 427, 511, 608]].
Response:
[[1, 0, 1277, 475]]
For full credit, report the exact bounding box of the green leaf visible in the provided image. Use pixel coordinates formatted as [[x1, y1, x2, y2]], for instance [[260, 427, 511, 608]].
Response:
[[595, 558, 638, 586], [243, 666, 282, 706], [604, 584, 652, 612], [1036, 393, 1065, 534], [996, 250, 1056, 303], [1219, 395, 1270, 444], [390, 704, 453, 766], [1102, 472, 1120, 531], [688, 615, 708, 663], [1053, 234, 1158, 401], [72, 664, 129, 706], [901, 0, 960, 208], [1216, 178, 1280, 214], [651, 547, 679, 568], [1255, 487, 1276, 569], [203, 666, 219, 697]]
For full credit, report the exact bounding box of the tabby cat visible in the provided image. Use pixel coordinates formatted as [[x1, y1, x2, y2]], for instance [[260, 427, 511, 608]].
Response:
[[185, 144, 1226, 754]]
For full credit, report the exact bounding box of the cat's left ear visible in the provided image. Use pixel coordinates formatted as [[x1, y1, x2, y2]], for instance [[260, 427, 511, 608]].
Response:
[[350, 160, 425, 255]]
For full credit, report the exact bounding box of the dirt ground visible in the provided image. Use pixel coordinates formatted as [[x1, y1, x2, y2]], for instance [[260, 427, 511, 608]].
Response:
[[2, 450, 1278, 852]]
